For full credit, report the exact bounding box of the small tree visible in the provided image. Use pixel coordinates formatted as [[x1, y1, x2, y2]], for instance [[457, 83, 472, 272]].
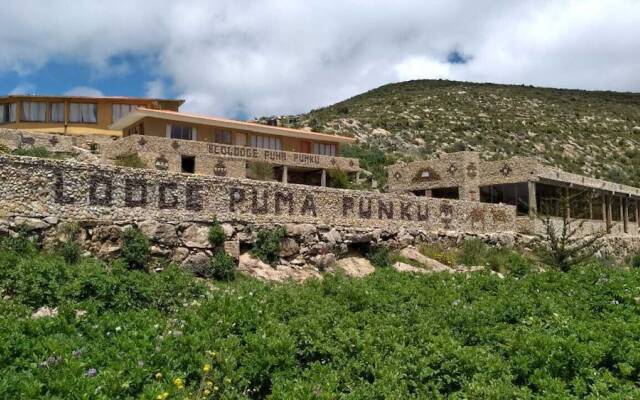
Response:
[[208, 217, 226, 248], [252, 226, 286, 265], [535, 190, 611, 272], [121, 227, 150, 269]]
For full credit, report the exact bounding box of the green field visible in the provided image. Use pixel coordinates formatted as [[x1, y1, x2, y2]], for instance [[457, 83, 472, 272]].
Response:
[[1, 238, 640, 399]]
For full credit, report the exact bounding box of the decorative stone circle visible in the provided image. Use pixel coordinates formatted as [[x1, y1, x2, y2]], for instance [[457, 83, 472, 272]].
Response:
[[466, 163, 478, 178], [171, 141, 180, 150], [213, 159, 227, 177], [49, 136, 59, 146], [447, 163, 457, 175], [330, 158, 337, 165], [155, 156, 169, 171], [499, 163, 512, 177], [138, 137, 147, 147], [393, 172, 402, 180]]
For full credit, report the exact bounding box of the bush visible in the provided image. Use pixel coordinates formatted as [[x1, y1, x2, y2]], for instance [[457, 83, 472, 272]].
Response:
[[208, 218, 226, 248], [252, 226, 286, 265], [120, 227, 150, 269], [419, 243, 457, 266], [628, 253, 640, 269], [366, 246, 390, 268], [114, 152, 146, 169], [247, 161, 275, 181], [211, 251, 237, 281], [327, 168, 351, 189], [54, 240, 81, 264], [457, 239, 488, 266], [12, 146, 64, 159]]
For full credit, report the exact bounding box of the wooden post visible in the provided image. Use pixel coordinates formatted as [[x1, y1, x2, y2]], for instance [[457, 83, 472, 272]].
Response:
[[281, 166, 288, 184], [528, 181, 537, 218], [320, 169, 326, 187], [564, 187, 571, 218]]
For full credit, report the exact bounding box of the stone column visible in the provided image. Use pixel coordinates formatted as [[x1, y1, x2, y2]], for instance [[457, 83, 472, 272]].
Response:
[[281, 166, 288, 184], [623, 197, 628, 234], [605, 194, 612, 233], [528, 181, 537, 218], [321, 169, 326, 187]]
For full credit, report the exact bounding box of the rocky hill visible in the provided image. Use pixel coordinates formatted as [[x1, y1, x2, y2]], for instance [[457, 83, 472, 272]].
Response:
[[260, 80, 640, 187]]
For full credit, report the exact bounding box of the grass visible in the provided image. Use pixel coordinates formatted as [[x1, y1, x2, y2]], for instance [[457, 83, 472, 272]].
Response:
[[114, 152, 147, 169], [2, 236, 640, 398], [12, 146, 68, 160]]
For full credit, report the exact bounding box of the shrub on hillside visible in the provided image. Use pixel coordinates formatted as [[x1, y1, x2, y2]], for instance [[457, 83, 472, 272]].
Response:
[[327, 168, 351, 189], [12, 146, 65, 159], [457, 239, 488, 266], [419, 243, 457, 266], [120, 227, 150, 269], [208, 217, 226, 248], [54, 241, 81, 265], [252, 226, 286, 265], [114, 152, 146, 169], [211, 251, 236, 281], [366, 246, 391, 268]]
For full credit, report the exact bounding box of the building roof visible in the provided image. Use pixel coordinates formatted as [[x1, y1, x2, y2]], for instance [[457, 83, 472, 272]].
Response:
[[109, 107, 356, 144], [0, 94, 185, 105]]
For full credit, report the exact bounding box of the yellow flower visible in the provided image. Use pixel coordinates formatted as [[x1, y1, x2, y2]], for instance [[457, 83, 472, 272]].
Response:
[[173, 378, 184, 389], [156, 392, 169, 400], [155, 372, 163, 380], [203, 389, 211, 395], [203, 363, 211, 373], [207, 351, 217, 358], [206, 381, 213, 387], [213, 386, 219, 392], [223, 377, 231, 385]]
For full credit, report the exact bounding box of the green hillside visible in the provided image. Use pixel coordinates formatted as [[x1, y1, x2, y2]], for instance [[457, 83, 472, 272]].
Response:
[[272, 80, 640, 187]]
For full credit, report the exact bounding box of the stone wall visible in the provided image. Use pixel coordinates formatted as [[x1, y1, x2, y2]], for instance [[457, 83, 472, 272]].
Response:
[[0, 154, 517, 233], [0, 128, 116, 154], [101, 134, 361, 177]]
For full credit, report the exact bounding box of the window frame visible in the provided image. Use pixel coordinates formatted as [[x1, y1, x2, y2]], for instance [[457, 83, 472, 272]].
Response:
[[20, 101, 47, 122], [0, 103, 17, 124], [49, 102, 65, 123], [68, 103, 98, 124], [312, 142, 337, 156]]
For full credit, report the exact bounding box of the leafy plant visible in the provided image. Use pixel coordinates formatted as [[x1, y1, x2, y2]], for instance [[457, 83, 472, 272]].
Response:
[[246, 161, 275, 181], [252, 226, 286, 265], [120, 226, 150, 269], [208, 218, 226, 248], [211, 251, 236, 281], [12, 146, 61, 159], [54, 240, 81, 264], [366, 245, 391, 268], [114, 152, 146, 169], [327, 168, 351, 189]]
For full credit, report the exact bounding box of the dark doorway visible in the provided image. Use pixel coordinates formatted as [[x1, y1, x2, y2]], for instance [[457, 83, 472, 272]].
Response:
[[181, 155, 195, 173]]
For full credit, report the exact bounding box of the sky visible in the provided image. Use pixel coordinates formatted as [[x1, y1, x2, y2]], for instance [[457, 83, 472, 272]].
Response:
[[1, 0, 639, 119]]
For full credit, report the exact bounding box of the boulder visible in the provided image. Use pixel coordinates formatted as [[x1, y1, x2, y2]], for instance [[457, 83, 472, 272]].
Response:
[[138, 220, 178, 245], [285, 224, 316, 237], [180, 225, 210, 248], [172, 247, 190, 263], [32, 306, 58, 319], [13, 217, 49, 231], [238, 253, 320, 283], [322, 228, 342, 243], [224, 240, 240, 259], [180, 252, 211, 277], [312, 253, 336, 269], [279, 238, 299, 257], [221, 223, 235, 238], [335, 257, 375, 278], [399, 247, 453, 273], [393, 261, 429, 274]]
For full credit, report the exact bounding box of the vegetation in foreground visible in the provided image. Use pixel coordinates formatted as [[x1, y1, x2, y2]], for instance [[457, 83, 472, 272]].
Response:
[[1, 235, 640, 398]]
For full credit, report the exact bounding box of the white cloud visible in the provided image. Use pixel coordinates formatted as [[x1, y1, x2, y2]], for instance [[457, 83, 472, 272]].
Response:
[[64, 86, 104, 97], [0, 0, 639, 118], [145, 80, 166, 99], [9, 82, 36, 95]]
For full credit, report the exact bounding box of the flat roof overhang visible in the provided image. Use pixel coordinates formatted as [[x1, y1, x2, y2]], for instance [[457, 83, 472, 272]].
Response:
[[0, 95, 184, 106], [109, 108, 356, 144]]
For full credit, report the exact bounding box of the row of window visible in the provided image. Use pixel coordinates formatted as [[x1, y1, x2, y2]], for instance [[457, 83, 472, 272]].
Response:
[[167, 124, 337, 155], [0, 102, 139, 124]]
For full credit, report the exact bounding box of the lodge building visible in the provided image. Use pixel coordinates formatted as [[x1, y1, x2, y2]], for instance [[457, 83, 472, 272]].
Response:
[[387, 152, 640, 235]]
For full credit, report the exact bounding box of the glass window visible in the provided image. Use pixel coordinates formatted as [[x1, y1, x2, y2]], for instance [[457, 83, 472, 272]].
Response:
[[312, 142, 336, 156], [0, 103, 16, 123], [570, 189, 591, 220], [536, 183, 563, 217], [215, 130, 232, 144], [250, 135, 281, 150], [21, 102, 46, 122], [112, 104, 136, 122], [170, 124, 193, 140], [69, 103, 97, 123], [50, 103, 65, 122]]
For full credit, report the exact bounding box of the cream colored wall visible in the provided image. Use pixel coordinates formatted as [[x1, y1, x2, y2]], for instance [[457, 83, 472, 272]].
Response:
[[133, 117, 344, 155]]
